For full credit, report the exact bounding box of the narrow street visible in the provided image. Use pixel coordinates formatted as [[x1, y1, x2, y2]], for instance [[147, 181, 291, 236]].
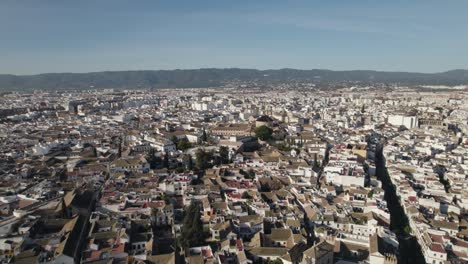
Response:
[[375, 142, 425, 264]]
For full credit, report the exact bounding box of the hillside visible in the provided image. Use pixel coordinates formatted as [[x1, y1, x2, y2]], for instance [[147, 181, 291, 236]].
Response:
[[0, 68, 467, 91]]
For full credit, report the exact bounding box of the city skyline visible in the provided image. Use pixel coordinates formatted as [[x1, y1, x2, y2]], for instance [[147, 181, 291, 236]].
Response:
[[0, 2, 467, 264]]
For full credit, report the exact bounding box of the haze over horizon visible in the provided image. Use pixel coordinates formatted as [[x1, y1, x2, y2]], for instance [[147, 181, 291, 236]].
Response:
[[1, 67, 468, 77], [1, 0, 468, 75]]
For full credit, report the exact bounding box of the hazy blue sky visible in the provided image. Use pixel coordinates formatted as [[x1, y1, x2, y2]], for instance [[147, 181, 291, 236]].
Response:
[[1, 0, 467, 74]]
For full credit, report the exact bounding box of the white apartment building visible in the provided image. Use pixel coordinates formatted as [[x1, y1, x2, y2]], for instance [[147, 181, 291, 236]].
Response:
[[387, 114, 418, 129]]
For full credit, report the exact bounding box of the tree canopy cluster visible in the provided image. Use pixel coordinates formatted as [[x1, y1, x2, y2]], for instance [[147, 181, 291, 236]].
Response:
[[255, 125, 273, 141], [178, 202, 206, 248]]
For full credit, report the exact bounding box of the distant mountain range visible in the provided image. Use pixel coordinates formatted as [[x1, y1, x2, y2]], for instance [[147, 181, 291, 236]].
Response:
[[0, 68, 467, 91]]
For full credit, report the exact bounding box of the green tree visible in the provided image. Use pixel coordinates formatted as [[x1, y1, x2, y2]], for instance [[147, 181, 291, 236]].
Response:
[[404, 225, 412, 234], [248, 168, 255, 179], [240, 168, 256, 179], [184, 154, 194, 171], [219, 146, 229, 164], [277, 143, 290, 151], [195, 148, 213, 170], [179, 203, 206, 248], [239, 169, 247, 178], [255, 125, 273, 141], [303, 212, 315, 246], [266, 259, 283, 264], [201, 128, 208, 142], [177, 138, 192, 151], [171, 135, 179, 145], [195, 149, 206, 170], [146, 149, 158, 169]]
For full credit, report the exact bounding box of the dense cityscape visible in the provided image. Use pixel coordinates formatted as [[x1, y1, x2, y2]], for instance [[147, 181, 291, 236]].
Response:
[[0, 82, 466, 264], [2, 1, 468, 263]]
